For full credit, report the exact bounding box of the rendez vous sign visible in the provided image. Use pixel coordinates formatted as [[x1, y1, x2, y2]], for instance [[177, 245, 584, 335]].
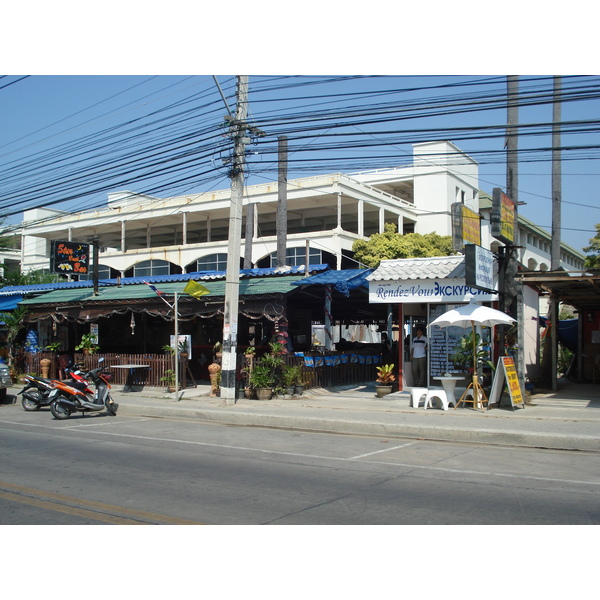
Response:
[[368, 278, 498, 303]]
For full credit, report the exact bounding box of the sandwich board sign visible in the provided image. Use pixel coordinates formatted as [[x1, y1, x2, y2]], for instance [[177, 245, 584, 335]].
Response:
[[488, 356, 524, 409]]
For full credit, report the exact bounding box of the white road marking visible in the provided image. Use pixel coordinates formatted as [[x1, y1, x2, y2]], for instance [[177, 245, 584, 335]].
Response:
[[2, 418, 599, 488], [349, 442, 416, 460]]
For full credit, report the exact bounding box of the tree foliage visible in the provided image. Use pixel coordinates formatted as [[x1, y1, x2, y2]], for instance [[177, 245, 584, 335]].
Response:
[[583, 223, 600, 270], [1, 269, 60, 287], [352, 223, 455, 268]]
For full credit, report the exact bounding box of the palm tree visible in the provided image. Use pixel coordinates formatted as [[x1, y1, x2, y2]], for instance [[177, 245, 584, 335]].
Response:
[[0, 306, 28, 367]]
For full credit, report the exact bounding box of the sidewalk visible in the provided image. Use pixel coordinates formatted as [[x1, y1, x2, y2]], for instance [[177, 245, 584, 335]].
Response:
[[9, 378, 594, 452]]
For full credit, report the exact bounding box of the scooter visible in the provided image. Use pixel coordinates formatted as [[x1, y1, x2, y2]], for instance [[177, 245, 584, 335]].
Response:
[[19, 363, 91, 411], [49, 358, 118, 420]]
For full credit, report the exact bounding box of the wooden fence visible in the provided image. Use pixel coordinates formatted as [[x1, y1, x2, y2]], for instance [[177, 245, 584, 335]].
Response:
[[22, 349, 382, 390]]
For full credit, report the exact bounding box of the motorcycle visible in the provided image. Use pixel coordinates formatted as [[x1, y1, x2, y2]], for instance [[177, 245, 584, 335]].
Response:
[[19, 363, 91, 411], [49, 358, 118, 420]]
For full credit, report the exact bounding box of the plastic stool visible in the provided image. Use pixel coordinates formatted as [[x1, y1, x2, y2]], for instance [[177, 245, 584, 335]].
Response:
[[410, 387, 428, 408], [424, 388, 449, 411]]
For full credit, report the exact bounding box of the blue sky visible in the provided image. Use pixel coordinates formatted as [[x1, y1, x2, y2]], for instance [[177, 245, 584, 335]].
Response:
[[1, 74, 598, 255], [1, 6, 598, 255]]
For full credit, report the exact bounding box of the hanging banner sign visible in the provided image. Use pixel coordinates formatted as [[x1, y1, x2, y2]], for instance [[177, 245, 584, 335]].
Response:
[[452, 202, 481, 250], [465, 244, 496, 292], [369, 278, 498, 304], [488, 356, 524, 409], [50, 240, 90, 275], [491, 189, 516, 245]]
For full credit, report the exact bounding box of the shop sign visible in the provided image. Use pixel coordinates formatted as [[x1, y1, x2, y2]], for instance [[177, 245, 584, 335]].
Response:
[[369, 278, 498, 303], [451, 202, 481, 250], [465, 244, 495, 292], [50, 240, 90, 275], [491, 188, 516, 245]]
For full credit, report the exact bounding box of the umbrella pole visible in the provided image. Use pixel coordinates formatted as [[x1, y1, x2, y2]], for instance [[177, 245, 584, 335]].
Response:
[[456, 322, 487, 412]]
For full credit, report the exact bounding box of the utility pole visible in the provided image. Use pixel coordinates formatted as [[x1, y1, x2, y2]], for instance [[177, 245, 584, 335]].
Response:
[[503, 76, 524, 391], [550, 75, 562, 391], [276, 135, 288, 268], [221, 76, 249, 404]]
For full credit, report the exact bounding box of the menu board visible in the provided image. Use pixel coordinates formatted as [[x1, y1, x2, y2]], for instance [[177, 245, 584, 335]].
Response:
[[428, 304, 469, 380]]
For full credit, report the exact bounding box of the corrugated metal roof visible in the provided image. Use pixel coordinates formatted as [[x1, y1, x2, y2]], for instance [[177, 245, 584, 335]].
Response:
[[19, 276, 307, 306], [0, 265, 329, 296], [0, 280, 96, 295], [366, 256, 465, 281]]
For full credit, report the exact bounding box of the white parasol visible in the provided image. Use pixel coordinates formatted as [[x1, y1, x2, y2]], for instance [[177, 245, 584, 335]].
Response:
[[429, 299, 515, 410]]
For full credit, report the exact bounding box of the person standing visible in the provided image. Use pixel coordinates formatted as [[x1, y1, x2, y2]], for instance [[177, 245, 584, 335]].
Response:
[[411, 327, 428, 387]]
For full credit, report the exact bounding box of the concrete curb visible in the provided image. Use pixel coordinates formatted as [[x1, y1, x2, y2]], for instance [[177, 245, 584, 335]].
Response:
[[118, 403, 600, 452]]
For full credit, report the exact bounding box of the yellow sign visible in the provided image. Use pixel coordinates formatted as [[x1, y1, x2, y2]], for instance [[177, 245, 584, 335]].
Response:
[[488, 356, 524, 409], [502, 356, 523, 406], [462, 205, 481, 246]]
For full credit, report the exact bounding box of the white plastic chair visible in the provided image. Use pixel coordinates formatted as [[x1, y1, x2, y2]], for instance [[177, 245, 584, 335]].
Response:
[[410, 387, 428, 408], [424, 388, 449, 411]]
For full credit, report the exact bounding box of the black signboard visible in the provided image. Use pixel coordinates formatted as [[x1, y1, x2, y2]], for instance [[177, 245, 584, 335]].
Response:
[[50, 240, 90, 275]]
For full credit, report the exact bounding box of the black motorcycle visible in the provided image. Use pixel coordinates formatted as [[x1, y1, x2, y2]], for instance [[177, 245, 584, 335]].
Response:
[[49, 358, 117, 420], [19, 363, 91, 411]]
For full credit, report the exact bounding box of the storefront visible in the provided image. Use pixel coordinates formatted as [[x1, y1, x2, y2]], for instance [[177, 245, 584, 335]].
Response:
[[366, 256, 499, 390]]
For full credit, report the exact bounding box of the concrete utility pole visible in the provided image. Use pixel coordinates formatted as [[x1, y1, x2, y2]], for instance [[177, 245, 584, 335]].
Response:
[[503, 76, 524, 391], [276, 135, 288, 268], [221, 76, 249, 403], [550, 76, 562, 391]]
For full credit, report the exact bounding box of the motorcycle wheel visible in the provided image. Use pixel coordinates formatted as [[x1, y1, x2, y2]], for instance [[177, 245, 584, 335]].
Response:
[[22, 394, 42, 411], [106, 398, 118, 416], [50, 400, 71, 420]]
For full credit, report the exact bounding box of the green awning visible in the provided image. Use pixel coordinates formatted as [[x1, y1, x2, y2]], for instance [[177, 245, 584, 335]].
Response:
[[21, 276, 304, 323], [20, 276, 305, 305]]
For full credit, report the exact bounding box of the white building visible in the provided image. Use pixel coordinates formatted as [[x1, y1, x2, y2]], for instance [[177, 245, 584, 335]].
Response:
[[13, 140, 583, 279]]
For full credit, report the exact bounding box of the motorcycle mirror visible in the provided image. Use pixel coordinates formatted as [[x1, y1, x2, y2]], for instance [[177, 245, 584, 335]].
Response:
[[98, 357, 105, 364]]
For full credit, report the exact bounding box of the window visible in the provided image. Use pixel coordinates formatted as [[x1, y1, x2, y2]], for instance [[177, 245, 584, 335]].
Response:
[[195, 254, 228, 271], [270, 247, 322, 267], [133, 259, 171, 277], [78, 265, 112, 281]]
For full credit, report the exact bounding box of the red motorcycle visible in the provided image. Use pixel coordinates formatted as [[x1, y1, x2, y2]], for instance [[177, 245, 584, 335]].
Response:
[[19, 362, 91, 411], [49, 358, 117, 420]]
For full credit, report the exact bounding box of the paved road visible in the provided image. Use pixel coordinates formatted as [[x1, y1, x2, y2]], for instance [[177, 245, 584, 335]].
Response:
[[1, 406, 599, 524]]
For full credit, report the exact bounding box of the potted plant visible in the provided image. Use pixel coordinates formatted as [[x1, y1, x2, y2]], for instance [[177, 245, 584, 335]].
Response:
[[213, 341, 222, 361], [178, 338, 189, 360], [75, 333, 99, 355], [161, 343, 175, 355], [249, 363, 274, 400], [282, 364, 303, 397], [451, 331, 493, 383], [375, 363, 396, 397], [245, 346, 256, 359], [160, 369, 178, 393]]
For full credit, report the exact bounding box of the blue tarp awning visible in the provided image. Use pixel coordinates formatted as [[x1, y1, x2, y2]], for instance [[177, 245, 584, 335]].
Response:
[[291, 269, 373, 297], [0, 294, 23, 311]]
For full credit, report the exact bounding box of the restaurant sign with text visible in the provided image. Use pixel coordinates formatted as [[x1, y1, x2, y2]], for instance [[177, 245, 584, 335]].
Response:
[[50, 240, 90, 275], [369, 278, 498, 303]]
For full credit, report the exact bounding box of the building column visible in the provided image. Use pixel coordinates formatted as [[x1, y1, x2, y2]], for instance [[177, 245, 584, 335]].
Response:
[[182, 212, 187, 245], [337, 192, 342, 230], [379, 207, 385, 233], [358, 200, 364, 237], [121, 220, 126, 252]]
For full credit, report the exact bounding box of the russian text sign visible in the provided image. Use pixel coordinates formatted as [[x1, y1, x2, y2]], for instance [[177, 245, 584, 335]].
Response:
[[369, 278, 497, 303], [465, 244, 495, 292]]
